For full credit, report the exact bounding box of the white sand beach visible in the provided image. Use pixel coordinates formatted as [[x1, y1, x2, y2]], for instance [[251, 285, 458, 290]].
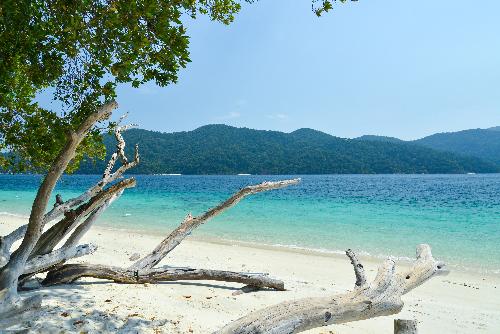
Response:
[[1, 214, 499, 333]]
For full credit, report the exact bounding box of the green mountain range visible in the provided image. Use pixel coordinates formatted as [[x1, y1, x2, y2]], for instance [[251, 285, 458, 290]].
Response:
[[76, 124, 500, 174], [413, 128, 500, 165], [356, 127, 500, 166]]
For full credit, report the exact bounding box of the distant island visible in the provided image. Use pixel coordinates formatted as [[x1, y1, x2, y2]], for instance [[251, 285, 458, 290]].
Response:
[[76, 125, 500, 175]]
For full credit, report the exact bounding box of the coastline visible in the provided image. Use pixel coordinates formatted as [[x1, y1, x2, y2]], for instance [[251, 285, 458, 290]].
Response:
[[88, 219, 500, 278], [2, 214, 500, 333], [2, 210, 499, 277], [3, 173, 500, 276]]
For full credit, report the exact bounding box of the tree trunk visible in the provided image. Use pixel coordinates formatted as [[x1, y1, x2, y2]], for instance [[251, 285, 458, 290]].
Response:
[[0, 101, 118, 315]]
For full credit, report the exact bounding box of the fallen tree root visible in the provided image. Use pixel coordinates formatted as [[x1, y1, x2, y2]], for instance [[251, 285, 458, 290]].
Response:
[[216, 244, 448, 334], [43, 264, 285, 290]]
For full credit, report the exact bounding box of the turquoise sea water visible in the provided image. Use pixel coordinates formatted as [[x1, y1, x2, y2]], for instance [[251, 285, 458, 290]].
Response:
[[1, 174, 499, 274]]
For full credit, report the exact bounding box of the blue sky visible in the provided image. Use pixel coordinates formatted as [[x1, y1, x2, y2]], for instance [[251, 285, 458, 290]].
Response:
[[47, 0, 500, 139]]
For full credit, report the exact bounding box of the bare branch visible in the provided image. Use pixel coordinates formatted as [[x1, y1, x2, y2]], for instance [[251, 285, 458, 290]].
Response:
[[31, 178, 136, 258], [400, 244, 448, 294], [0, 225, 28, 266], [368, 258, 396, 295], [63, 191, 122, 249], [2, 225, 28, 247], [23, 244, 97, 275], [130, 178, 301, 270], [42, 179, 298, 293], [346, 249, 366, 288], [43, 117, 139, 225]]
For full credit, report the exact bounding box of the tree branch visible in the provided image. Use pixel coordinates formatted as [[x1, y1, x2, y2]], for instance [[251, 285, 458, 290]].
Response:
[[63, 192, 122, 249], [0, 225, 28, 267], [23, 244, 97, 275], [346, 248, 366, 288], [43, 264, 284, 291], [43, 179, 300, 292], [30, 178, 136, 258], [130, 178, 301, 270], [43, 118, 139, 225]]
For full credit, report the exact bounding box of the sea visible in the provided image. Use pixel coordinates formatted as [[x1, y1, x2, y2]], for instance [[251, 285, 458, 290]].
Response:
[[1, 174, 499, 275]]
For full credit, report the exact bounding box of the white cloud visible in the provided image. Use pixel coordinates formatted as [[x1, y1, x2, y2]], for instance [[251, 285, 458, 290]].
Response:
[[216, 111, 241, 120], [267, 113, 288, 120]]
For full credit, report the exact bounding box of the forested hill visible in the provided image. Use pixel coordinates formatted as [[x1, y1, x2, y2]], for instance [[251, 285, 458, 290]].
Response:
[[413, 128, 500, 165], [76, 125, 499, 174], [356, 127, 500, 165]]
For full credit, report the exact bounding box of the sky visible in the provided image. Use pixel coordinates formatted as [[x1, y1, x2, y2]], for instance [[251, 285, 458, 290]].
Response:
[[45, 0, 500, 140]]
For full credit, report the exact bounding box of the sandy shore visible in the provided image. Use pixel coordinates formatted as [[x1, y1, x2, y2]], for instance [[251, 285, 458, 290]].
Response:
[[1, 214, 500, 333]]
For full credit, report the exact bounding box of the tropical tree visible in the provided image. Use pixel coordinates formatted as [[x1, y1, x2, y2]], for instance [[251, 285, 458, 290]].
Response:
[[0, 0, 257, 317], [0, 1, 446, 333]]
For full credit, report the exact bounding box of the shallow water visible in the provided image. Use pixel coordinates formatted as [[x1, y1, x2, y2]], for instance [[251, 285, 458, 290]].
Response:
[[1, 174, 499, 273]]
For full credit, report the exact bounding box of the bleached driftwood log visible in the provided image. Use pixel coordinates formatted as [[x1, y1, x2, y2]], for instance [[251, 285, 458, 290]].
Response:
[[44, 265, 285, 290], [42, 179, 300, 290], [130, 178, 301, 270], [216, 244, 447, 334]]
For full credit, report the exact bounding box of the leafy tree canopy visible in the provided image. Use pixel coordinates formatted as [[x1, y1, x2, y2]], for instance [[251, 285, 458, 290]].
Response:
[[0, 0, 249, 172], [0, 0, 344, 172]]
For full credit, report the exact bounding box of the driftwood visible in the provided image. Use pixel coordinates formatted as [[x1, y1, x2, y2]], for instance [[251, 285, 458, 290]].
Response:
[[130, 178, 300, 271], [24, 244, 97, 275], [42, 179, 300, 290], [394, 319, 418, 334], [216, 244, 447, 334], [29, 177, 136, 258], [0, 225, 28, 267], [44, 265, 284, 290], [18, 132, 139, 287]]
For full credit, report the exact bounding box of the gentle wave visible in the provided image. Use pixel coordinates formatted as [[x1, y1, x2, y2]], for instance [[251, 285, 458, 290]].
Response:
[[0, 211, 30, 219], [229, 240, 500, 276]]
